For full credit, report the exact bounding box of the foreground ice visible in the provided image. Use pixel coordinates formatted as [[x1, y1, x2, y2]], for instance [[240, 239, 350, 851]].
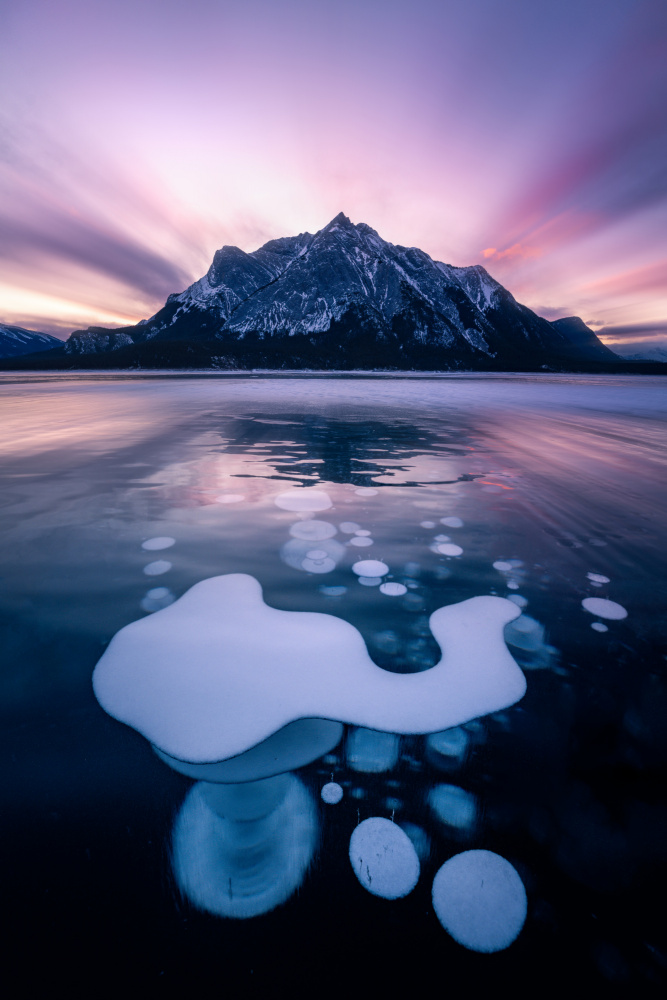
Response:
[[93, 573, 524, 764]]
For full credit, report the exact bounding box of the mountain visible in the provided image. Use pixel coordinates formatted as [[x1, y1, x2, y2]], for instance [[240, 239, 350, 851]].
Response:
[[60, 213, 617, 370], [0, 324, 62, 359]]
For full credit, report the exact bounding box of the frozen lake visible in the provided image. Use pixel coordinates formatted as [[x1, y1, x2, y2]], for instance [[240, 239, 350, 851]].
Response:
[[1, 372, 665, 990]]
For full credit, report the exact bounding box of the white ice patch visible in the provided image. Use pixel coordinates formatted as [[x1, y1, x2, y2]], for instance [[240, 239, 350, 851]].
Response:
[[429, 784, 477, 830], [441, 517, 464, 528], [142, 536, 175, 551], [143, 560, 172, 576], [582, 597, 627, 620], [92, 573, 525, 764], [380, 582, 407, 597], [274, 489, 332, 512], [437, 543, 463, 557], [352, 560, 389, 577], [354, 487, 378, 496], [432, 850, 527, 952], [349, 818, 420, 899], [290, 520, 337, 541], [321, 781, 343, 804], [587, 572, 610, 584], [215, 494, 245, 504]]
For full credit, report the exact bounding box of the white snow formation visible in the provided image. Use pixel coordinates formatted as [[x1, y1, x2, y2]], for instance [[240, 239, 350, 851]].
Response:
[[581, 597, 627, 620], [92, 573, 525, 764], [431, 850, 527, 952], [349, 817, 420, 899]]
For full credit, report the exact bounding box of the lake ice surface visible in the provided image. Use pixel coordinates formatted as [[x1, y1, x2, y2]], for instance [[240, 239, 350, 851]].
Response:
[[1, 372, 665, 991]]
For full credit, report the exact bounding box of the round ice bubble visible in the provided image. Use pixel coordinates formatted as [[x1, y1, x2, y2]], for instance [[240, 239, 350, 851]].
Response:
[[290, 520, 337, 541], [358, 576, 382, 586], [143, 560, 172, 576], [321, 782, 343, 804], [434, 534, 450, 543], [582, 597, 627, 620], [302, 557, 337, 574], [306, 549, 328, 560], [400, 823, 431, 862], [493, 561, 512, 572], [429, 784, 476, 830], [339, 522, 361, 533], [354, 488, 378, 496], [354, 529, 371, 536], [591, 622, 608, 632], [140, 587, 176, 613], [352, 560, 389, 577], [347, 727, 399, 773], [215, 494, 245, 504], [281, 537, 345, 574], [420, 521, 436, 529], [319, 585, 347, 596], [142, 536, 175, 551], [380, 582, 407, 597], [275, 489, 332, 512], [441, 517, 464, 528], [349, 537, 374, 547], [508, 594, 528, 608], [349, 817, 420, 899], [587, 572, 610, 584], [437, 543, 463, 557], [432, 850, 527, 952]]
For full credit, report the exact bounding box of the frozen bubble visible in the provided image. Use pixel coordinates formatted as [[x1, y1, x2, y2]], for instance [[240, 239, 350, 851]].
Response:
[[507, 594, 528, 608], [306, 549, 328, 560], [493, 560, 512, 572], [281, 537, 345, 573], [507, 581, 520, 590], [385, 796, 402, 812], [350, 787, 366, 800], [508, 559, 524, 568], [582, 597, 627, 620], [140, 587, 176, 613], [587, 572, 610, 584], [589, 538, 607, 547], [352, 560, 389, 577], [302, 557, 337, 574], [404, 561, 421, 577], [146, 587, 170, 599], [591, 622, 609, 632], [432, 850, 527, 952], [420, 521, 436, 528], [274, 489, 332, 512], [347, 727, 399, 773], [441, 517, 464, 528], [319, 585, 347, 596], [429, 784, 477, 830], [143, 560, 172, 576], [349, 536, 374, 547], [321, 782, 344, 805], [358, 576, 382, 586], [504, 615, 543, 652], [355, 488, 378, 496], [339, 521, 361, 533], [400, 823, 431, 862], [437, 543, 463, 557], [427, 727, 470, 762], [434, 534, 451, 542], [354, 529, 371, 536], [380, 582, 407, 597], [142, 536, 175, 551], [290, 520, 337, 541], [349, 817, 420, 899], [215, 493, 245, 504]]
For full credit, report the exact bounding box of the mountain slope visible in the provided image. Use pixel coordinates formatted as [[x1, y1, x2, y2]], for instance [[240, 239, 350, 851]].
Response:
[[59, 213, 617, 369], [0, 324, 62, 358]]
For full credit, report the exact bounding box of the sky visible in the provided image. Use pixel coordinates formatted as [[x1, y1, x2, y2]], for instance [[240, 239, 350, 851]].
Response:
[[0, 0, 665, 355]]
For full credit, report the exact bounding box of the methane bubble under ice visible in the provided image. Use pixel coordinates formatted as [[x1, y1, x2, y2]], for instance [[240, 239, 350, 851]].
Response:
[[92, 573, 524, 764], [321, 782, 344, 804], [437, 543, 463, 557], [591, 622, 609, 632], [289, 520, 337, 541], [432, 850, 527, 952], [352, 560, 389, 578], [380, 582, 407, 597], [347, 727, 399, 773], [349, 817, 420, 899], [143, 560, 172, 576], [582, 597, 627, 620], [339, 522, 361, 533], [280, 537, 345, 574], [441, 517, 464, 528], [141, 536, 175, 551], [587, 572, 610, 584], [429, 784, 477, 831], [349, 536, 374, 547], [274, 489, 332, 512]]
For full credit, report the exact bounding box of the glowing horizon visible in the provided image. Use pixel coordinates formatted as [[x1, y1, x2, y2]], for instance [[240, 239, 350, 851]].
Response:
[[1, 0, 665, 351]]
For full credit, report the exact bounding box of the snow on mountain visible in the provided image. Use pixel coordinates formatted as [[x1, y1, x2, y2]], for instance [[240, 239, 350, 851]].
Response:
[[0, 324, 62, 359], [63, 214, 616, 368]]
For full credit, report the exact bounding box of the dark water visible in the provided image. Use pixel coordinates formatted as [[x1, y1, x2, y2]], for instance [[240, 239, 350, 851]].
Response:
[[1, 372, 665, 990]]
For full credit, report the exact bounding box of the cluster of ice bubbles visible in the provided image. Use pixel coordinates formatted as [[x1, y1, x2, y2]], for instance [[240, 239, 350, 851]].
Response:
[[492, 557, 526, 591], [140, 536, 176, 612], [582, 573, 627, 633], [427, 516, 464, 558]]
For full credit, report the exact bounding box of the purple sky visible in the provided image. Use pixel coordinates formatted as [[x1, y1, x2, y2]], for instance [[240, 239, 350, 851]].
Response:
[[1, 0, 665, 353]]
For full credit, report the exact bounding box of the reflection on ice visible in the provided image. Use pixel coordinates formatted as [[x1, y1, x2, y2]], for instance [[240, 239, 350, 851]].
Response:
[[172, 774, 317, 919]]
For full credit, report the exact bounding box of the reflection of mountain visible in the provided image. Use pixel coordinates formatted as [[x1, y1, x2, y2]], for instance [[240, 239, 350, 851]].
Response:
[[221, 413, 477, 487], [13, 213, 646, 372]]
